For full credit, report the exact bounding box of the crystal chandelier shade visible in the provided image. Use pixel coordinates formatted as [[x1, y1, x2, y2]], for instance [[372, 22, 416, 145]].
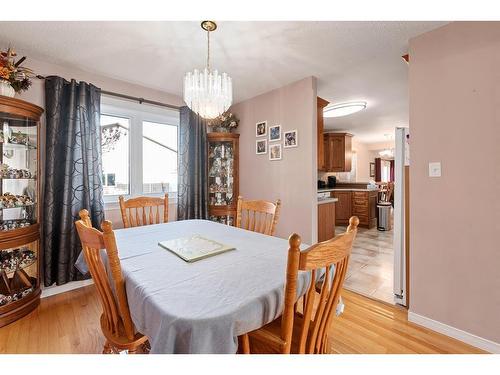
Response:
[[184, 68, 232, 119], [183, 21, 233, 119]]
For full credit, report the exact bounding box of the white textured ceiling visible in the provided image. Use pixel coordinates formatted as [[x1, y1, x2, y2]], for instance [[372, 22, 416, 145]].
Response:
[[0, 21, 446, 142]]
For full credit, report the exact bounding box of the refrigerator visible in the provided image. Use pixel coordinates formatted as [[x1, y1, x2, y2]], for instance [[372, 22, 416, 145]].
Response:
[[393, 127, 410, 306]]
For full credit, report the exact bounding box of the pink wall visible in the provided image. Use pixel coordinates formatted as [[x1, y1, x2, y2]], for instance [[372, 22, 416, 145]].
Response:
[[409, 22, 500, 344], [231, 77, 318, 244], [17, 56, 184, 109]]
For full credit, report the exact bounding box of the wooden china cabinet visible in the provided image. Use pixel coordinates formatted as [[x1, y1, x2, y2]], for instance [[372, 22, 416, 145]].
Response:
[[207, 132, 239, 226], [0, 96, 43, 327]]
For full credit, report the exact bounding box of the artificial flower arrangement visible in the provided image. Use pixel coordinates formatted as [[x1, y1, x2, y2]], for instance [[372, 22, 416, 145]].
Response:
[[0, 47, 34, 94], [208, 111, 240, 133]]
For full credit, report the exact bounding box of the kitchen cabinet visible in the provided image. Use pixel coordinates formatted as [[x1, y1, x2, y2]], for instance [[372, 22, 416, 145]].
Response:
[[332, 191, 352, 225], [333, 189, 378, 228], [317, 201, 336, 242], [323, 133, 353, 172], [317, 97, 329, 171]]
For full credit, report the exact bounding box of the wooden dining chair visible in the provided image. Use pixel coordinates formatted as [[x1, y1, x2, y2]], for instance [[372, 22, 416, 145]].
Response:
[[239, 216, 359, 354], [236, 196, 281, 236], [378, 182, 394, 205], [118, 193, 168, 228], [75, 209, 149, 354]]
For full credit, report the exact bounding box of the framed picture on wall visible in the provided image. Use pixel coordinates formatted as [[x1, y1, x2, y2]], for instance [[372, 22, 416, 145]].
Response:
[[256, 139, 267, 155], [269, 124, 281, 141], [283, 129, 298, 148], [256, 121, 267, 137], [269, 143, 282, 161], [370, 162, 376, 177]]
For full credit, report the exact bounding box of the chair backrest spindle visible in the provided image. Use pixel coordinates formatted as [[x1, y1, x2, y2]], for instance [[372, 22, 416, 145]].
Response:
[[119, 193, 169, 228], [279, 216, 359, 354], [236, 196, 281, 236], [75, 209, 135, 341]]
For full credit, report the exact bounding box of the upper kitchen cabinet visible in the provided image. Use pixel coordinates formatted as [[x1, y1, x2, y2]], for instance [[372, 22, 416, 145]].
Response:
[[317, 97, 329, 171], [324, 132, 353, 172]]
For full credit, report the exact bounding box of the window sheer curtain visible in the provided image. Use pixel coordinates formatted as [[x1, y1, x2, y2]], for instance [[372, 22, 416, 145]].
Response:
[[177, 106, 208, 220], [43, 76, 104, 286]]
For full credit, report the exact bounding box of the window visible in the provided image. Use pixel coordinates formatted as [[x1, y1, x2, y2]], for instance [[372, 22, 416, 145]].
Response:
[[100, 96, 179, 202], [101, 114, 130, 196], [381, 160, 392, 182], [142, 121, 178, 194]]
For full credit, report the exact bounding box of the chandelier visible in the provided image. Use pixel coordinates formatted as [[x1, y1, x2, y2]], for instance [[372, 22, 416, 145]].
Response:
[[183, 21, 233, 119], [379, 148, 394, 158]]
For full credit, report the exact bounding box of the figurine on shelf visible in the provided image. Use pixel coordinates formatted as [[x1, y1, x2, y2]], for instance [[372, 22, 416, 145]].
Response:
[[0, 219, 32, 231], [0, 286, 34, 306], [0, 248, 36, 274], [209, 158, 222, 177], [0, 294, 12, 307], [0, 163, 33, 179], [8, 131, 29, 146], [0, 193, 34, 209], [215, 193, 225, 206], [0, 163, 8, 176]]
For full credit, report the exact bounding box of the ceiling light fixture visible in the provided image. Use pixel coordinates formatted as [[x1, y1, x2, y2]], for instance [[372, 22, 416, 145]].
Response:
[[183, 21, 232, 119], [379, 148, 394, 158], [323, 101, 367, 118]]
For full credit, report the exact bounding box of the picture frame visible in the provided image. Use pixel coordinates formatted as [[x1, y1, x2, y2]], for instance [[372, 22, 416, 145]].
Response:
[[256, 139, 267, 155], [256, 121, 267, 137], [283, 129, 298, 148], [370, 162, 376, 177], [269, 124, 281, 141], [269, 143, 282, 161]]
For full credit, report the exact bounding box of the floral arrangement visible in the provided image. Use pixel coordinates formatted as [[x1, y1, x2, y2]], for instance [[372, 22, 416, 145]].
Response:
[[208, 111, 239, 132], [0, 47, 34, 93]]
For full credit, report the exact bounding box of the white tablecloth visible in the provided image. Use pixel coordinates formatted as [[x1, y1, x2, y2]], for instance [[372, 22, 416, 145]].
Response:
[[76, 219, 341, 353]]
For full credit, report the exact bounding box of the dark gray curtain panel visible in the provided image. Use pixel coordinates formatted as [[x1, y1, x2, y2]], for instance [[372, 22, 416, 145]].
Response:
[[43, 76, 104, 286], [177, 106, 208, 220]]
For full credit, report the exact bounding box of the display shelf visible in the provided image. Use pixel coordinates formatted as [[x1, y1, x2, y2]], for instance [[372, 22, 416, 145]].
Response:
[[0, 96, 43, 328], [1, 142, 37, 150], [0, 177, 36, 180], [207, 133, 239, 225], [0, 203, 36, 210]]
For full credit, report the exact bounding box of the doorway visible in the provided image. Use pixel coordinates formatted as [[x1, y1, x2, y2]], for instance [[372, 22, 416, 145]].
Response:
[[337, 137, 399, 305]]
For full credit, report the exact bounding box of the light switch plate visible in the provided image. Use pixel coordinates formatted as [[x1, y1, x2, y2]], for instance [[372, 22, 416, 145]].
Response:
[[428, 162, 441, 177]]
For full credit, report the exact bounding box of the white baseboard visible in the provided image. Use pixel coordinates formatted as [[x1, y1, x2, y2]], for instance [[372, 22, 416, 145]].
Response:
[[41, 279, 94, 299], [408, 311, 500, 353]]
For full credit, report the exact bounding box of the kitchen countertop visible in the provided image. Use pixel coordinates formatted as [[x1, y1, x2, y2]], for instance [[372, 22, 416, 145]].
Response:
[[318, 187, 378, 193], [317, 197, 338, 205]]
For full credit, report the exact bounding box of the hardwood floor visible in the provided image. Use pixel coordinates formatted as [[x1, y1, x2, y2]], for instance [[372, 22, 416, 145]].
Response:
[[0, 285, 484, 354]]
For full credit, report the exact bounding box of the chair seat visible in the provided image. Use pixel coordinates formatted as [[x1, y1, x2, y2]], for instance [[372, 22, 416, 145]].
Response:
[[247, 313, 313, 354]]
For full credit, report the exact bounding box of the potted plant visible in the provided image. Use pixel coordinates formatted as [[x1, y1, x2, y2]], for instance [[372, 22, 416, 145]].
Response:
[[0, 47, 34, 98], [208, 111, 239, 133]]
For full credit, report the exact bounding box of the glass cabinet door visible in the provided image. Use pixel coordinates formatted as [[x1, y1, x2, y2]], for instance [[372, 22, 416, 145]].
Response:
[[0, 110, 39, 309], [208, 141, 235, 207], [0, 113, 37, 227]]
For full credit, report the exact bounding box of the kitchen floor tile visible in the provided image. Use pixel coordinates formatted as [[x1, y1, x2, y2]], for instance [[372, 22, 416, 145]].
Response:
[[338, 223, 395, 304]]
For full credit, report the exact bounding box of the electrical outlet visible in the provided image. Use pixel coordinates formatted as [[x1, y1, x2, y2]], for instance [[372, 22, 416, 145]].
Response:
[[428, 162, 441, 177]]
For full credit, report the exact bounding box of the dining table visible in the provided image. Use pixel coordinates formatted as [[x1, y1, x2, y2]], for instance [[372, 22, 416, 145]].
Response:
[[75, 219, 343, 354]]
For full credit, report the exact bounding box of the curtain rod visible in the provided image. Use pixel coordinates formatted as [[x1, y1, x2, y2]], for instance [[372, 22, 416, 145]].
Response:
[[36, 75, 181, 110]]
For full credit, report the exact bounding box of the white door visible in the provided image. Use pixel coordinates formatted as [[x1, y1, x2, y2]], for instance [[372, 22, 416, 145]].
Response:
[[393, 127, 409, 306]]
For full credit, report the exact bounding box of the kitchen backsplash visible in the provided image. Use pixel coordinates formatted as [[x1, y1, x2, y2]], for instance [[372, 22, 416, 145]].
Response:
[[318, 154, 357, 182]]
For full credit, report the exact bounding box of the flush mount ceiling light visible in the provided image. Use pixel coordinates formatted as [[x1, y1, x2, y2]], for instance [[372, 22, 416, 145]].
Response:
[[183, 20, 233, 119], [323, 101, 367, 118]]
